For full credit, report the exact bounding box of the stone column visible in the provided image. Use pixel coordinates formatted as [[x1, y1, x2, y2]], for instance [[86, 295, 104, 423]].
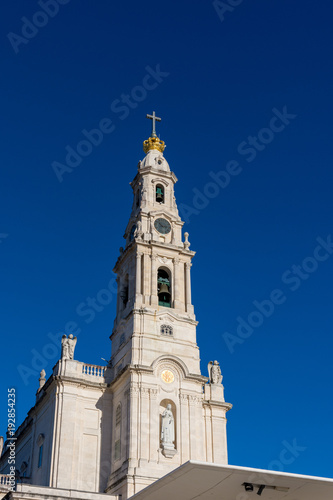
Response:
[[210, 406, 228, 464], [139, 388, 150, 463], [203, 404, 213, 463], [128, 385, 139, 467], [188, 395, 198, 460], [143, 253, 150, 304], [179, 392, 190, 463], [173, 258, 182, 310], [151, 254, 158, 306], [185, 262, 194, 313], [135, 252, 142, 305], [149, 389, 158, 463]]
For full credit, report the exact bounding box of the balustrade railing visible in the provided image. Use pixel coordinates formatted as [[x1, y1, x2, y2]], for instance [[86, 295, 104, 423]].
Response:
[[0, 474, 12, 487], [81, 364, 105, 378]]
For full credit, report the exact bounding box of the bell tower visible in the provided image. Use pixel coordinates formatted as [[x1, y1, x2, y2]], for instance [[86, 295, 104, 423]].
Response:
[[106, 114, 232, 499]]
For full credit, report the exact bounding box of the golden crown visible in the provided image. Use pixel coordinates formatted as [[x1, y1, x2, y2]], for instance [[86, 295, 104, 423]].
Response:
[[143, 135, 165, 154]]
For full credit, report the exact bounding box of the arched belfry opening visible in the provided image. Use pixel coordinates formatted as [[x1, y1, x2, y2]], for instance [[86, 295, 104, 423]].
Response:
[[120, 274, 129, 310], [158, 268, 171, 307], [156, 184, 164, 203]]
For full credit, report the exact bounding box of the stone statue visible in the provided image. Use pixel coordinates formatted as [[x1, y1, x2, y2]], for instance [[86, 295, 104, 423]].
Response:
[[161, 404, 175, 449], [208, 360, 223, 384], [61, 334, 77, 360], [134, 220, 143, 239]]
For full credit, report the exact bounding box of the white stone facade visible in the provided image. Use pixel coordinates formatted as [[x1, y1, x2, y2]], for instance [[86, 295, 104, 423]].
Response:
[[0, 135, 232, 500]]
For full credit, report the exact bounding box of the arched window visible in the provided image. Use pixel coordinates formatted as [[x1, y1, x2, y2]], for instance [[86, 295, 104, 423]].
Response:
[[114, 403, 121, 461], [158, 268, 171, 307], [161, 324, 173, 336], [156, 184, 164, 203]]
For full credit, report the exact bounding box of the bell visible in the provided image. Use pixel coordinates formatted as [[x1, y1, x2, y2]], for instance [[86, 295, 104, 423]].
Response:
[[158, 283, 170, 295], [156, 187, 164, 202]]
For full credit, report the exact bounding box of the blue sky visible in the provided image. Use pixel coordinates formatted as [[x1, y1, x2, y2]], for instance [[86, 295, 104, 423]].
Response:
[[1, 0, 333, 479]]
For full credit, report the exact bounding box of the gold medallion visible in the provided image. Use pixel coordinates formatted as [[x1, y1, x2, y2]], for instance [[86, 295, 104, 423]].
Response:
[[161, 370, 174, 384]]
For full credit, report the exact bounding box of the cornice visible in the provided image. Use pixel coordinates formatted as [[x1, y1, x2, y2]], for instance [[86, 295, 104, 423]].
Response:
[[130, 167, 178, 189], [202, 401, 233, 411]]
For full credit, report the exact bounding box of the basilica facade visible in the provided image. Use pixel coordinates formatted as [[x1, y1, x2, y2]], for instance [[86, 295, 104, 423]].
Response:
[[0, 116, 232, 500]]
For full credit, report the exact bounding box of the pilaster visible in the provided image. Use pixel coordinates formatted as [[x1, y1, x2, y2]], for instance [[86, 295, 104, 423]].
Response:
[[185, 262, 194, 314], [135, 251, 142, 306], [150, 253, 158, 306]]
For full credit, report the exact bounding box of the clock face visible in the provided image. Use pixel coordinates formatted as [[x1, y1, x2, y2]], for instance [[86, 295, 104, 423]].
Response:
[[154, 218, 171, 235], [161, 370, 174, 384]]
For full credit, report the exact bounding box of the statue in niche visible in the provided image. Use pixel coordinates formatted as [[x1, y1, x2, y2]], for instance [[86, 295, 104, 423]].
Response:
[[161, 404, 175, 449], [208, 360, 223, 384], [61, 334, 77, 360]]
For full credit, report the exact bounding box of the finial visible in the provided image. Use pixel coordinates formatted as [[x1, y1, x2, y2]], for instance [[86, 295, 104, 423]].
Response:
[[146, 111, 161, 137], [184, 232, 190, 250], [143, 111, 165, 153], [39, 369, 46, 388]]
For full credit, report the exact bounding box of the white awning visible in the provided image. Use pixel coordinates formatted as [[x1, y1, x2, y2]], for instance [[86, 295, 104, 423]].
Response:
[[129, 461, 333, 500]]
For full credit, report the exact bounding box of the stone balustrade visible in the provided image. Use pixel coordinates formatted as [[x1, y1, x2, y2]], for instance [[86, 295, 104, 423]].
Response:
[[81, 363, 105, 378], [0, 474, 12, 487], [54, 359, 111, 384]]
